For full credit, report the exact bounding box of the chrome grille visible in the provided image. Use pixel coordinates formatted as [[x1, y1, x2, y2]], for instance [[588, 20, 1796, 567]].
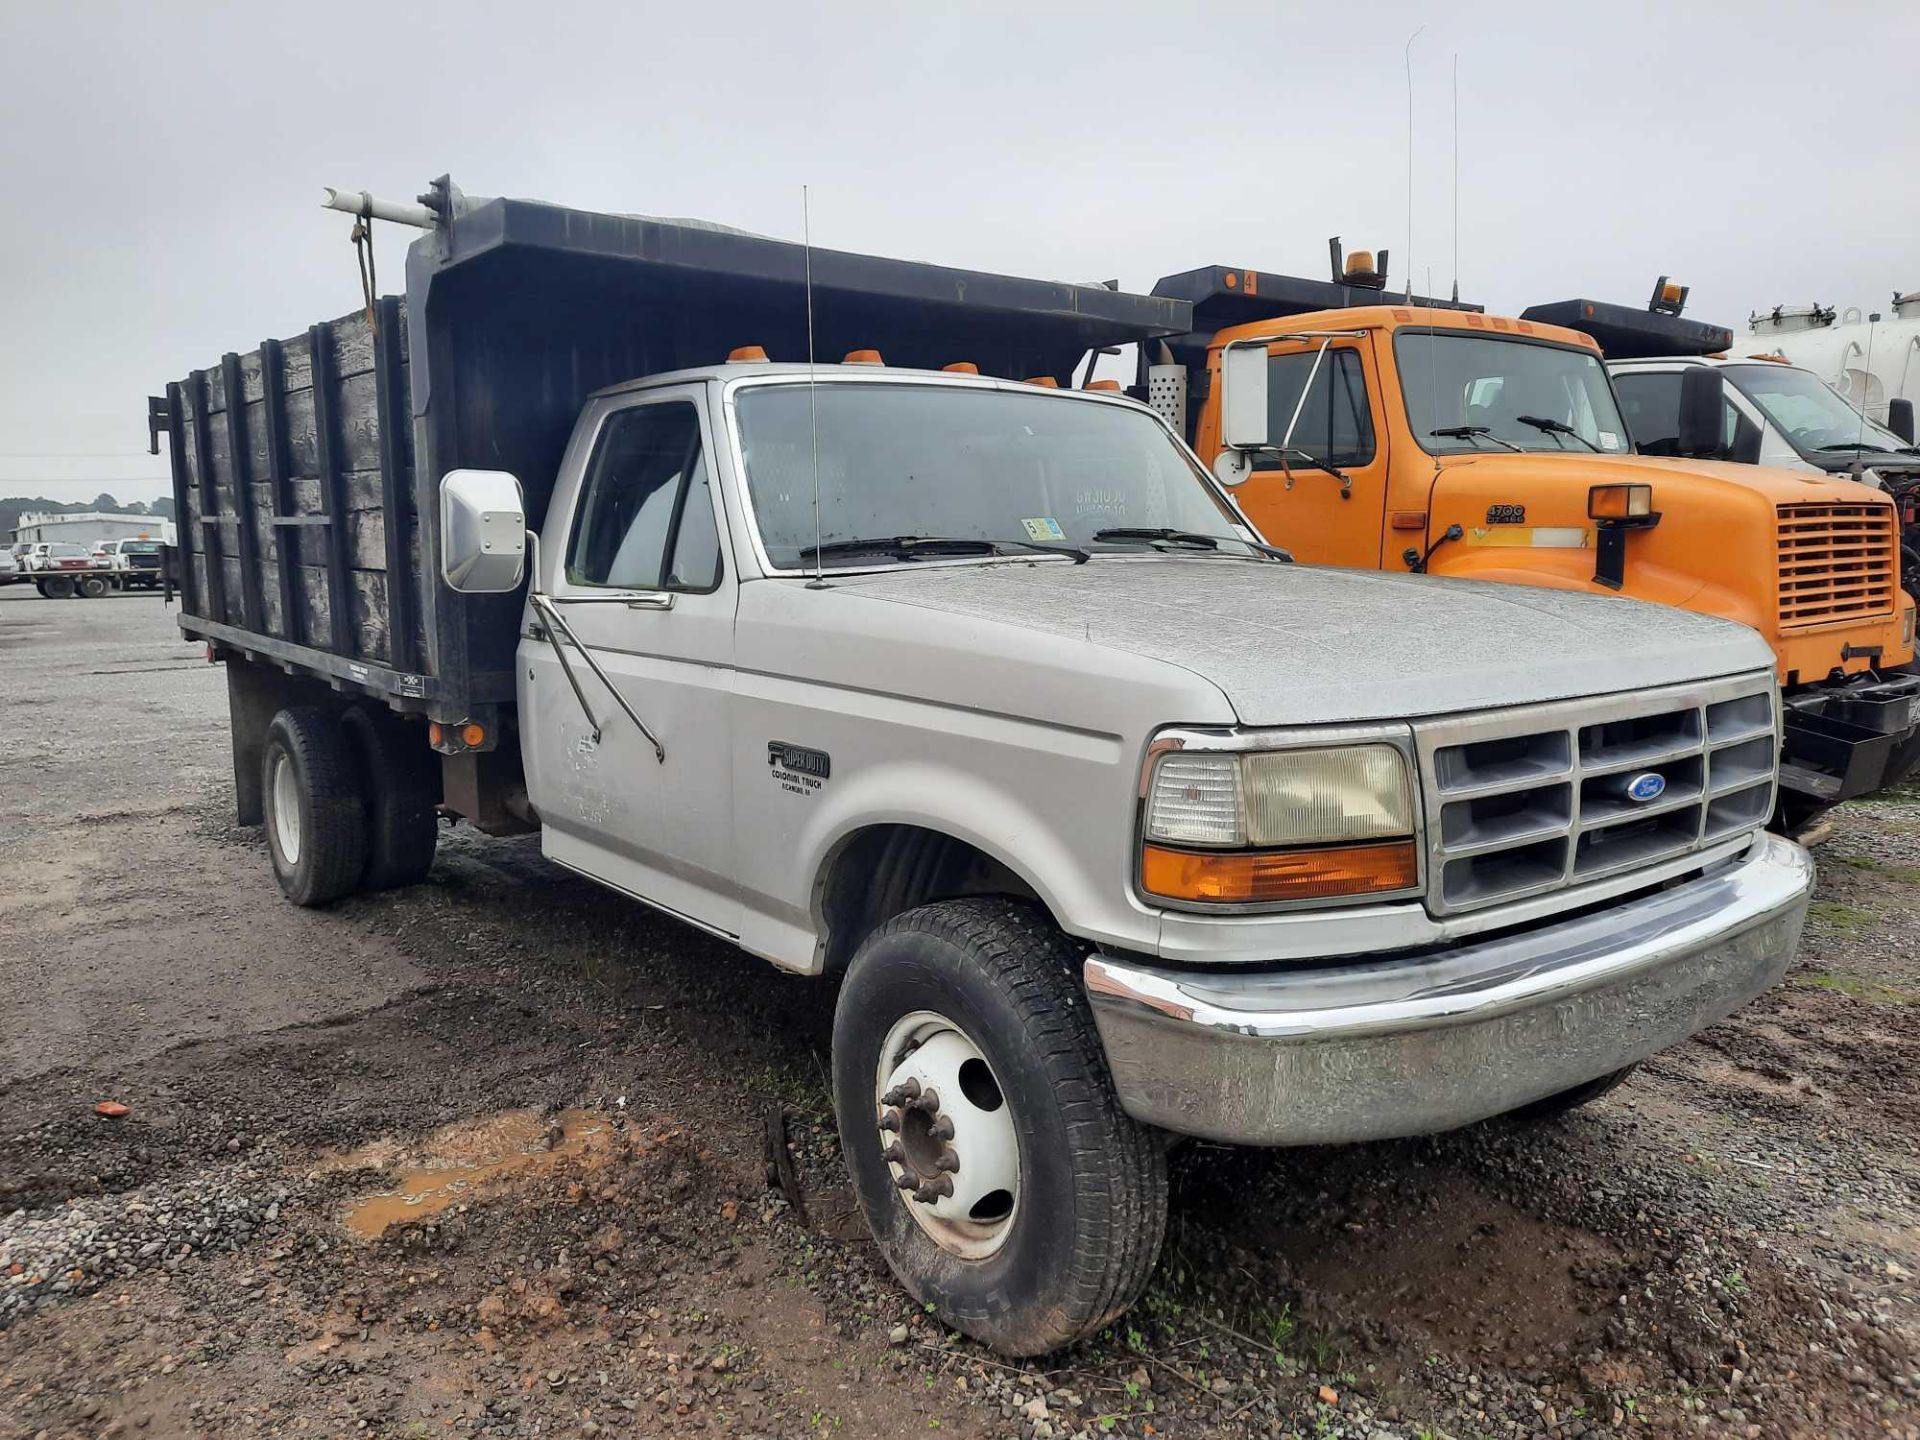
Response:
[[1414, 675, 1777, 916], [1776, 501, 1897, 627]]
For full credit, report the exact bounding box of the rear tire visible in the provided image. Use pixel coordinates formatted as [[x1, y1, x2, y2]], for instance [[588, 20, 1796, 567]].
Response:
[[1504, 1063, 1637, 1122], [261, 707, 368, 906], [41, 575, 73, 599], [78, 575, 107, 598], [341, 706, 439, 890], [832, 898, 1167, 1356]]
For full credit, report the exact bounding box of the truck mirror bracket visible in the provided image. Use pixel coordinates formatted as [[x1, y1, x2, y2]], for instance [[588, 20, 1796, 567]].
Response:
[[1592, 513, 1661, 591], [528, 592, 667, 763]]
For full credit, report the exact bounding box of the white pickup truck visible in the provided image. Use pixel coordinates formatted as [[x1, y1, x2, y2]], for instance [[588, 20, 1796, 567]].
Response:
[[152, 183, 1814, 1355]]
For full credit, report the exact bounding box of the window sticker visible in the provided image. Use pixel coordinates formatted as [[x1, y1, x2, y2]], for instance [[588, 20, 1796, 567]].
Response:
[[1021, 517, 1068, 542]]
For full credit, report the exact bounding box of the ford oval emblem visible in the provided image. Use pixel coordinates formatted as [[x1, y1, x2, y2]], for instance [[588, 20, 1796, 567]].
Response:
[[1625, 772, 1667, 804]]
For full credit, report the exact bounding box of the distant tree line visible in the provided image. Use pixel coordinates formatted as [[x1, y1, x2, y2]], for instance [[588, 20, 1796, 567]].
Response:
[[2, 493, 176, 539]]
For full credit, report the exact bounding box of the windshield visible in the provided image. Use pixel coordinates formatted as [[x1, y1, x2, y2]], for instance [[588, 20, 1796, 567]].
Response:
[[48, 544, 87, 557], [121, 541, 161, 554], [734, 382, 1253, 569], [1396, 331, 1630, 455], [1724, 364, 1910, 453]]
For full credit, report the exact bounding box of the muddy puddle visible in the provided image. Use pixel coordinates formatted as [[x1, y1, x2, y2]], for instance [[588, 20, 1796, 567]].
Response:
[[318, 1108, 617, 1238]]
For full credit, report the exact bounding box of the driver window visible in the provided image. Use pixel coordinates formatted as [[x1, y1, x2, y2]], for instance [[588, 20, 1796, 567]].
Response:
[[567, 402, 723, 592], [1255, 348, 1376, 470]]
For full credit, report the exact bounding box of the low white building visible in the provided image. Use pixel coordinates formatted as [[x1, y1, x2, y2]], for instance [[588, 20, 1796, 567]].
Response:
[[11, 510, 176, 546]]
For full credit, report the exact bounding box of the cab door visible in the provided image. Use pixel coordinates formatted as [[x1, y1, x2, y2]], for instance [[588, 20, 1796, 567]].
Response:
[[1229, 336, 1391, 568], [520, 386, 741, 936]]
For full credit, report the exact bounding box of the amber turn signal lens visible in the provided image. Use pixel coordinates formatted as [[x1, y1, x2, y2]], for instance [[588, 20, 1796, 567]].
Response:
[[428, 722, 444, 746], [1141, 841, 1418, 903], [460, 723, 487, 748], [1588, 483, 1653, 521]]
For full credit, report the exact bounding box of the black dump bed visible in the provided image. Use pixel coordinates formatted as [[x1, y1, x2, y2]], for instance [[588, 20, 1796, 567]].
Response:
[[1149, 264, 1480, 374], [152, 191, 1188, 725], [1519, 298, 1732, 359]]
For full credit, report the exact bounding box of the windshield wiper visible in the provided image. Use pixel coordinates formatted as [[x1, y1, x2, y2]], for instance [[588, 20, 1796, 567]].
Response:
[[1092, 527, 1290, 561], [1094, 527, 1218, 549], [1430, 425, 1524, 453], [1515, 415, 1601, 452], [1816, 442, 1892, 454], [797, 535, 1090, 565]]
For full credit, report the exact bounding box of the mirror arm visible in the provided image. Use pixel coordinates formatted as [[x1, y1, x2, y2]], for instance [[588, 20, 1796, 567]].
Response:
[[528, 593, 667, 763], [523, 533, 666, 763]]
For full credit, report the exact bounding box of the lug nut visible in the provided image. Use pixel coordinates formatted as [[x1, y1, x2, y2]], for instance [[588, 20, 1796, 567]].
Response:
[[913, 1175, 954, 1203], [878, 1110, 901, 1133], [927, 1116, 955, 1142], [882, 1141, 905, 1164], [896, 1173, 918, 1192], [908, 1088, 941, 1113], [934, 1152, 960, 1174]]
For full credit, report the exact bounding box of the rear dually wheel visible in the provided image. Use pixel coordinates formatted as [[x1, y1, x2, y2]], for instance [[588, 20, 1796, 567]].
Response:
[[261, 707, 368, 907]]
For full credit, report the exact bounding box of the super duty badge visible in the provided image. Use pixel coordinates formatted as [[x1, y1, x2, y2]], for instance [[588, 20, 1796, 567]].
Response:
[[768, 741, 831, 795]]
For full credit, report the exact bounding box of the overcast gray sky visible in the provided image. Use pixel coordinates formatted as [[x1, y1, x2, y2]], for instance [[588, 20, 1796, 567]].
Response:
[[3, 0, 1915, 505]]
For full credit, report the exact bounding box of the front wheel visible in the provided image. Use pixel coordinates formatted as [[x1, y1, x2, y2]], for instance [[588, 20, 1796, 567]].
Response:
[[1503, 1063, 1637, 1122], [832, 898, 1167, 1356]]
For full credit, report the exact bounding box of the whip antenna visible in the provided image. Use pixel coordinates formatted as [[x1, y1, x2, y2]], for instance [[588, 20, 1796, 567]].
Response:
[[803, 185, 826, 589], [1451, 52, 1460, 304], [1404, 24, 1424, 305]]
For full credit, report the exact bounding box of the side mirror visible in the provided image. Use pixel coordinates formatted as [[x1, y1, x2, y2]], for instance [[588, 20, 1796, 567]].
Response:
[[1220, 344, 1271, 451], [1677, 366, 1726, 459], [1889, 397, 1916, 445], [440, 469, 527, 593]]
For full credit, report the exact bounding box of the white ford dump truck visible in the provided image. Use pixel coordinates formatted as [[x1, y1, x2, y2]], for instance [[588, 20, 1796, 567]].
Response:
[[149, 180, 1814, 1355]]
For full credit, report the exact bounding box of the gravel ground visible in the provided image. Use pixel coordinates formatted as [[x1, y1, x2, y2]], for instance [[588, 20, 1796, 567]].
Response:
[[2, 588, 1917, 1439]]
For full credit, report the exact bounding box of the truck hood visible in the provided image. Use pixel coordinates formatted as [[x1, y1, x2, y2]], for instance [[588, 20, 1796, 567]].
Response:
[[832, 558, 1773, 727], [1443, 449, 1894, 505]]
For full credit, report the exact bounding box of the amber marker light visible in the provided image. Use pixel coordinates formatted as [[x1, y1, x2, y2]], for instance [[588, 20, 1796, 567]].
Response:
[[460, 723, 487, 748], [728, 345, 769, 363], [843, 349, 884, 365], [1588, 483, 1655, 521], [1141, 841, 1418, 903], [428, 722, 444, 746]]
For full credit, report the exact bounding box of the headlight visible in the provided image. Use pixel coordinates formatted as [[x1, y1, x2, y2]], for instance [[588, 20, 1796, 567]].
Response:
[[1141, 743, 1417, 904]]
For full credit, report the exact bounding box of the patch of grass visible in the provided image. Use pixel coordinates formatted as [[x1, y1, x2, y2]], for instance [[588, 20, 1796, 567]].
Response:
[[1807, 901, 1875, 937], [1826, 852, 1920, 884], [1799, 971, 1915, 1005]]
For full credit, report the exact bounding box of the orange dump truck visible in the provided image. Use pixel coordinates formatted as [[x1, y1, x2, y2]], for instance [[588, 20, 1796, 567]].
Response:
[[1142, 246, 1920, 830]]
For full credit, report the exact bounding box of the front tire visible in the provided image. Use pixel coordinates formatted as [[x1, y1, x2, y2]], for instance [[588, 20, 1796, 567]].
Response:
[[832, 898, 1167, 1356], [261, 707, 368, 906], [1504, 1063, 1637, 1122]]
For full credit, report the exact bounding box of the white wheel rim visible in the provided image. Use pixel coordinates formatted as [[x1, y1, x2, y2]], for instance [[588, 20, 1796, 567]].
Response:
[[270, 752, 302, 866], [875, 1010, 1019, 1260]]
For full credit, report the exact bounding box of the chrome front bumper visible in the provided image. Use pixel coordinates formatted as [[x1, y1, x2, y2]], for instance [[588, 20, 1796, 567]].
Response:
[[1084, 833, 1814, 1145]]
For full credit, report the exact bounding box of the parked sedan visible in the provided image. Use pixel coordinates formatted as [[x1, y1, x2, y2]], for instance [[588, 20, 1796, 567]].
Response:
[[0, 548, 18, 586], [27, 543, 93, 572]]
